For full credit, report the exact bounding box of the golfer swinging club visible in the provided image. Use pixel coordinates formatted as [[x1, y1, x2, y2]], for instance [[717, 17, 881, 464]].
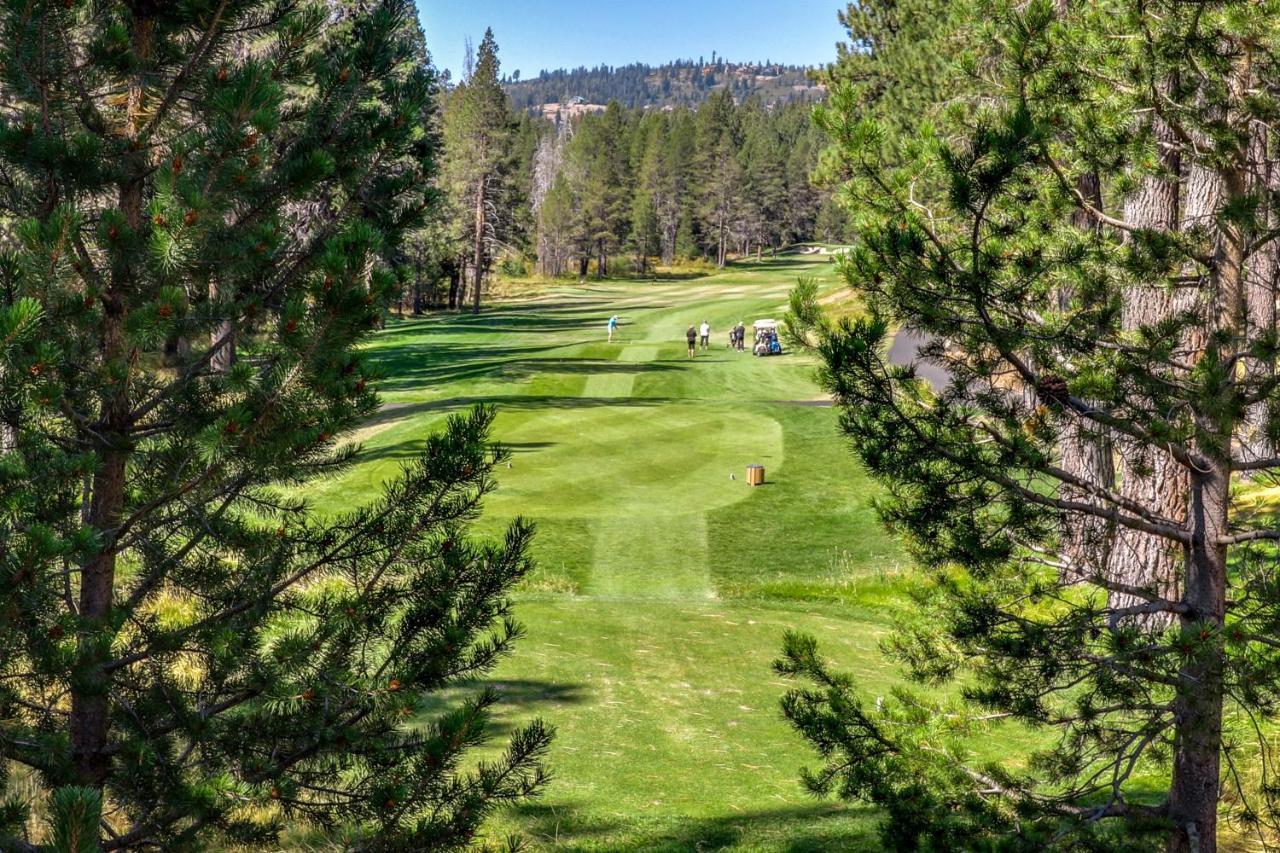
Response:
[[607, 314, 620, 343]]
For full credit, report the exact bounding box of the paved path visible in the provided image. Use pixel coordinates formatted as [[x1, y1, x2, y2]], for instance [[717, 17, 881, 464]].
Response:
[[887, 329, 950, 391]]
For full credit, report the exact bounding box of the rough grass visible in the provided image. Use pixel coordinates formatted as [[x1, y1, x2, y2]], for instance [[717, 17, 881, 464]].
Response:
[[298, 256, 917, 850]]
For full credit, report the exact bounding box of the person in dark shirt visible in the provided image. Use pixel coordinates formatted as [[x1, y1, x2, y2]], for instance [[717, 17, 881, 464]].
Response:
[[686, 325, 697, 357]]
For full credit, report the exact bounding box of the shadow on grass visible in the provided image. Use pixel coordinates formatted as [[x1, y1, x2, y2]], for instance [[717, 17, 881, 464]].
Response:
[[371, 346, 685, 391], [565, 269, 716, 285], [381, 302, 617, 335], [416, 679, 591, 742], [367, 342, 570, 387], [722, 255, 836, 273], [503, 441, 557, 454], [506, 800, 878, 852], [383, 299, 689, 337], [368, 394, 674, 427]]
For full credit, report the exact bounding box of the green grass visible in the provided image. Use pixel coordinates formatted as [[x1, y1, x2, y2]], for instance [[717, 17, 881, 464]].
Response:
[[301, 256, 914, 850]]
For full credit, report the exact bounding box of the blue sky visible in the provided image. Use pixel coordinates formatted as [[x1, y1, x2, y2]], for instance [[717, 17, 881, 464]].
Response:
[[414, 1, 848, 80]]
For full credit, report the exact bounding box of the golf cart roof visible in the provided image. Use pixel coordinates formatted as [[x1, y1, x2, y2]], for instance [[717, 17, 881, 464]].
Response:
[[752, 319, 779, 329]]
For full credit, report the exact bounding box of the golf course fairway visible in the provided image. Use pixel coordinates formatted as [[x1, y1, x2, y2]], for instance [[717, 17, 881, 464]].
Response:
[[299, 255, 912, 850]]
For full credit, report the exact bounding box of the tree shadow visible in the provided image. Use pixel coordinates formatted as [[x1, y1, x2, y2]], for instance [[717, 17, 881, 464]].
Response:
[[385, 299, 695, 337], [375, 356, 684, 392], [351, 395, 676, 463], [416, 679, 591, 742], [502, 441, 557, 454], [367, 394, 673, 428], [723, 255, 837, 273], [505, 801, 879, 852]]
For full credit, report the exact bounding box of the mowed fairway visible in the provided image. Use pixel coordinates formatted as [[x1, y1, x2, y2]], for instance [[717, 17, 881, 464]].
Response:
[[302, 255, 910, 850]]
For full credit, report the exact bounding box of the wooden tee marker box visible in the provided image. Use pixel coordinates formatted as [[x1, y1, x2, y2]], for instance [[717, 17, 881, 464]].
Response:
[[746, 464, 765, 486]]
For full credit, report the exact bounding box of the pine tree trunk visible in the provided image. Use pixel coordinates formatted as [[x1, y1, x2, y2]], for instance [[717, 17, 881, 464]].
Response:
[[210, 275, 236, 373], [472, 179, 485, 315], [74, 284, 130, 786], [1108, 100, 1184, 622], [662, 219, 676, 265], [162, 334, 190, 367], [455, 258, 465, 315], [457, 255, 468, 313], [1059, 172, 1116, 581], [71, 11, 156, 789], [1166, 461, 1228, 852], [1242, 128, 1277, 466], [1058, 421, 1115, 579], [1166, 158, 1248, 850]]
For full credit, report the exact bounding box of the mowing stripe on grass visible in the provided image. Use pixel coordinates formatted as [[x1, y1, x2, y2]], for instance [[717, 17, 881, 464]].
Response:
[[587, 513, 714, 601], [581, 343, 659, 398]]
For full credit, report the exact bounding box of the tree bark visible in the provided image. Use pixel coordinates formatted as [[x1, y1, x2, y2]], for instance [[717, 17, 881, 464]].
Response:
[[1241, 127, 1278, 466], [1164, 135, 1246, 853], [161, 334, 190, 367], [71, 11, 155, 789], [1167, 462, 1228, 853], [1107, 98, 1185, 622], [412, 257, 423, 315], [1059, 172, 1117, 582], [209, 276, 235, 373], [456, 255, 467, 312], [471, 178, 485, 315]]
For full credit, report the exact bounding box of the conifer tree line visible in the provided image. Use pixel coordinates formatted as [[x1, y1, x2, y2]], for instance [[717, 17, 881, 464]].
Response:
[[0, 1, 548, 849], [529, 90, 839, 278], [416, 30, 845, 314], [780, 0, 1280, 850]]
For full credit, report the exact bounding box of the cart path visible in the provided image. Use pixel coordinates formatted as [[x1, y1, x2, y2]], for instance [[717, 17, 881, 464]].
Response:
[[586, 512, 714, 601]]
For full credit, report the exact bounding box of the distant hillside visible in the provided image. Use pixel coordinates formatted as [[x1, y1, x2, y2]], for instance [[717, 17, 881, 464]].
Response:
[[503, 58, 826, 113]]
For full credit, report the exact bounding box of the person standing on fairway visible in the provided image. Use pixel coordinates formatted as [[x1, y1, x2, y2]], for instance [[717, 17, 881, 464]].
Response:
[[686, 324, 698, 357], [699, 319, 711, 351], [607, 314, 619, 342]]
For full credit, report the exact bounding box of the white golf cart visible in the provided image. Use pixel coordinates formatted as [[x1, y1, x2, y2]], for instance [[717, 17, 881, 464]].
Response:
[[752, 319, 782, 356]]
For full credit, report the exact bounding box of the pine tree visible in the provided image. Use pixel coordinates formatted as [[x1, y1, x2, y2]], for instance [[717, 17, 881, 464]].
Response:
[[0, 2, 548, 848], [661, 111, 698, 264], [515, 97, 823, 276], [739, 102, 787, 259], [578, 102, 632, 277], [695, 89, 743, 268], [629, 115, 663, 273], [782, 123, 821, 246], [821, 0, 972, 158], [536, 172, 577, 277], [440, 27, 513, 313], [784, 1, 1280, 850], [532, 119, 572, 277]]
